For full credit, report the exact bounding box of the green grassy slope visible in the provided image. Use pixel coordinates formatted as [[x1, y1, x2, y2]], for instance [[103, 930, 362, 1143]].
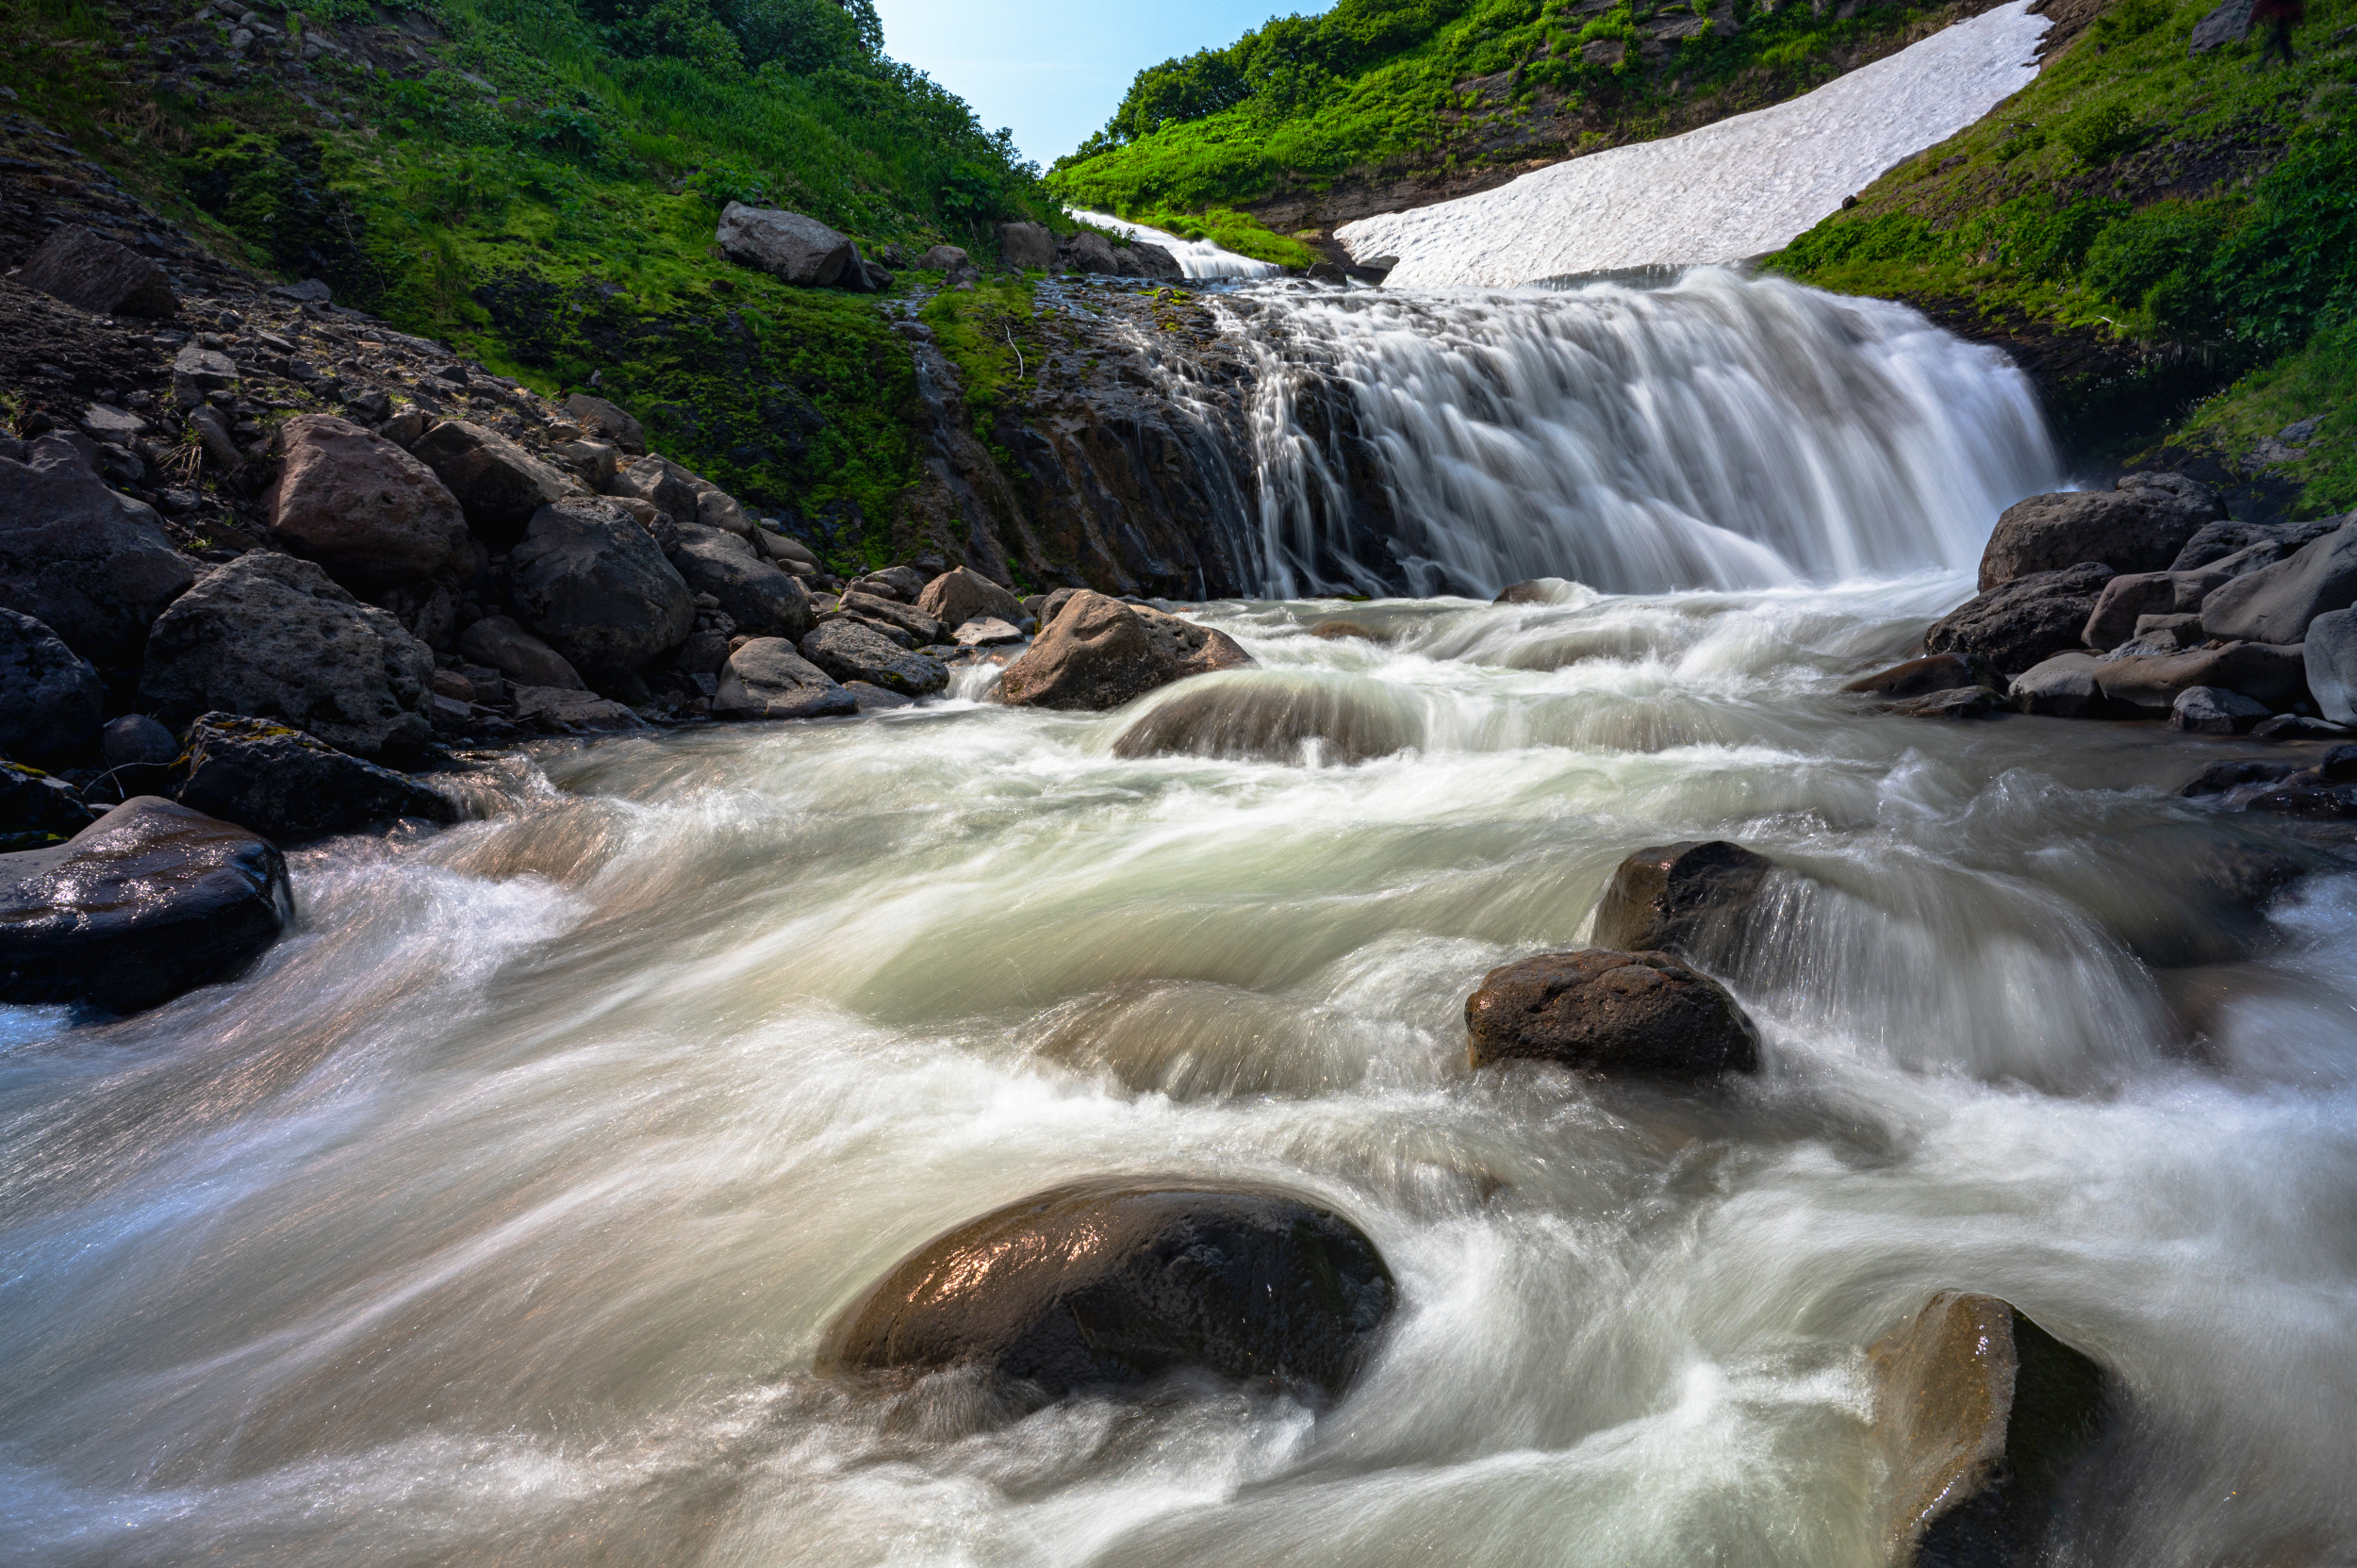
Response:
[[0, 0, 1064, 551], [1765, 0, 2357, 515]]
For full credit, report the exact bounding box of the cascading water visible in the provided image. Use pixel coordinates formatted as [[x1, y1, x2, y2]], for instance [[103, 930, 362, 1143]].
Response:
[[6, 275, 2355, 1568]]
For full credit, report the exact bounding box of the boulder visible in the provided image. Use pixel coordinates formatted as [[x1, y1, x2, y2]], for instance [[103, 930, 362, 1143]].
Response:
[[670, 524, 812, 640], [1063, 230, 1126, 274], [1037, 586, 1083, 625], [837, 589, 943, 645], [605, 454, 707, 523], [548, 438, 621, 490], [1977, 474, 2223, 591], [0, 760, 95, 851], [0, 609, 104, 761], [2172, 513, 2345, 573], [2302, 608, 2357, 726], [2200, 522, 2357, 644], [916, 565, 1025, 630], [409, 421, 580, 548], [799, 619, 948, 696], [915, 244, 969, 271], [754, 528, 818, 571], [268, 414, 466, 586], [2170, 685, 2270, 735], [844, 680, 914, 712], [2180, 759, 2299, 798], [175, 713, 456, 840], [1127, 242, 1183, 280], [508, 685, 646, 734], [849, 565, 930, 603], [16, 223, 176, 317], [821, 1178, 1394, 1407], [716, 202, 855, 287], [0, 797, 292, 1012], [1111, 677, 1412, 764], [696, 490, 751, 536], [456, 614, 586, 691], [140, 552, 436, 760], [2187, 0, 2252, 52], [1592, 839, 1772, 956], [2093, 640, 2308, 716], [1842, 652, 1994, 700], [997, 222, 1057, 271], [997, 591, 1252, 711], [713, 637, 857, 720], [953, 617, 1025, 648], [1871, 1293, 2107, 1567], [560, 392, 646, 454], [2009, 652, 2104, 718], [1925, 564, 2116, 675], [103, 714, 177, 768], [1464, 949, 1759, 1078], [0, 437, 193, 667], [507, 498, 695, 678]]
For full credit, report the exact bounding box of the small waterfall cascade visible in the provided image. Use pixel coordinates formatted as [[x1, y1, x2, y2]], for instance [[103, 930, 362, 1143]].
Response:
[[1065, 208, 1287, 280], [1214, 268, 2060, 599]]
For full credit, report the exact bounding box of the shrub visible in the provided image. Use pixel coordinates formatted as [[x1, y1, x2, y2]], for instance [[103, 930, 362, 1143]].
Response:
[[2059, 101, 2143, 163]]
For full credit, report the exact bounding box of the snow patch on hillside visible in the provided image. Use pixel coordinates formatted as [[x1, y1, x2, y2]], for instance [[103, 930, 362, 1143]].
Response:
[[1066, 209, 1287, 280], [1336, 0, 2051, 289]]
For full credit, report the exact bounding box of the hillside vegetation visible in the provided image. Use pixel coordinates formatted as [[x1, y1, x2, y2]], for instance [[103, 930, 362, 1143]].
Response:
[[0, 0, 1063, 552], [1766, 0, 2357, 515]]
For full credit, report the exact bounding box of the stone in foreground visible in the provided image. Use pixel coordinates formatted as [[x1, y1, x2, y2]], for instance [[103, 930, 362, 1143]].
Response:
[[1976, 473, 2222, 591], [0, 797, 292, 1012], [822, 1178, 1394, 1409], [1871, 1292, 2108, 1568], [2169, 685, 2270, 735], [506, 498, 694, 678], [998, 591, 1250, 711], [1, 435, 194, 668], [176, 713, 457, 840], [714, 637, 856, 720], [269, 414, 466, 586], [1465, 949, 1759, 1078], [1842, 652, 1994, 701], [799, 619, 948, 697], [916, 565, 1024, 631], [1592, 839, 1772, 957], [1926, 565, 2116, 676]]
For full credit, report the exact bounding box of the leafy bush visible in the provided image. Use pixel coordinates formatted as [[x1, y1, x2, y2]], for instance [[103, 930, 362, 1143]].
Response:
[[2059, 101, 2144, 163], [2009, 197, 2124, 280], [2082, 199, 2233, 334]]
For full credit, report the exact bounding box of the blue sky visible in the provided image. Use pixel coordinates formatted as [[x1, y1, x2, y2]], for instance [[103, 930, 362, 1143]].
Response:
[[871, 0, 1324, 167]]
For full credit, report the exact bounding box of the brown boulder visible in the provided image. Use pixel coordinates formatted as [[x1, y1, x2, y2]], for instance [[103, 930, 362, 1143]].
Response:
[[1843, 652, 1996, 700], [1926, 564, 2117, 676], [1872, 1293, 2108, 1566], [1111, 676, 1412, 764], [1592, 840, 1772, 957], [1464, 949, 1758, 1079], [410, 421, 581, 548], [1978, 474, 2224, 591], [998, 590, 1251, 711], [560, 392, 645, 454], [915, 565, 1024, 630], [2092, 640, 2308, 715], [269, 415, 466, 586], [17, 223, 176, 318]]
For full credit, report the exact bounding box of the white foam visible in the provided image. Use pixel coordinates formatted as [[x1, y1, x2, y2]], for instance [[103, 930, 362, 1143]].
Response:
[[1335, 1, 2051, 289], [1067, 208, 1288, 280]]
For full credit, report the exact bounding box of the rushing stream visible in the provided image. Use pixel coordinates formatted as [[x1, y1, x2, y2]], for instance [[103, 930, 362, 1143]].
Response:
[[6, 280, 2357, 1567]]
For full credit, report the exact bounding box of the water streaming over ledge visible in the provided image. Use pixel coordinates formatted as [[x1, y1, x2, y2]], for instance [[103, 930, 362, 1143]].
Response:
[[4, 283, 2355, 1568]]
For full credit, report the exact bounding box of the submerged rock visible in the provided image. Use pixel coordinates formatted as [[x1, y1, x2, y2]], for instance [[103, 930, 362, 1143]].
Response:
[[1592, 839, 1772, 957], [175, 713, 456, 840], [1464, 949, 1759, 1079], [998, 591, 1250, 712], [0, 797, 292, 1012], [822, 1178, 1394, 1409], [1843, 652, 1995, 701], [1111, 677, 1412, 765], [1871, 1292, 2108, 1567]]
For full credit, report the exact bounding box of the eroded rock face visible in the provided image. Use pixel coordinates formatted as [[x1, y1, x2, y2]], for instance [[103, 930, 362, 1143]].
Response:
[[0, 609, 103, 761], [822, 1179, 1395, 1409], [18, 223, 177, 318], [1592, 840, 1772, 958], [1871, 1293, 2108, 1567], [269, 414, 466, 586], [799, 618, 948, 696], [175, 713, 456, 840], [1464, 949, 1758, 1078], [998, 591, 1251, 711], [506, 498, 694, 678], [916, 566, 1024, 631], [140, 552, 436, 760], [1112, 676, 1412, 764], [1926, 565, 2117, 676], [716, 203, 854, 287], [0, 436, 193, 668], [0, 797, 292, 1012], [2200, 523, 2357, 645], [714, 637, 856, 720], [411, 420, 581, 549], [1977, 475, 2223, 591], [670, 524, 812, 641]]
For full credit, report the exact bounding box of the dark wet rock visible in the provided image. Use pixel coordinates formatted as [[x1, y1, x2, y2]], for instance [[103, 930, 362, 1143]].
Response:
[[0, 760, 95, 851], [998, 591, 1251, 712], [714, 637, 856, 720], [140, 552, 436, 760], [102, 714, 177, 769], [2201, 523, 2357, 645], [2244, 783, 2357, 819], [2009, 652, 2104, 718], [175, 713, 455, 840], [1592, 839, 1772, 957], [799, 619, 948, 696], [269, 414, 466, 586], [2250, 713, 2353, 740], [998, 221, 1056, 271], [916, 565, 1024, 631], [17, 223, 176, 318], [1844, 652, 1997, 701], [1464, 949, 1759, 1078], [0, 608, 103, 761], [2180, 759, 2300, 797], [1894, 685, 2002, 718], [0, 436, 193, 668], [1977, 474, 2223, 591], [1871, 1293, 2108, 1568], [508, 684, 647, 734], [561, 392, 645, 454], [0, 797, 292, 1012], [669, 524, 811, 641], [508, 498, 694, 678], [456, 614, 585, 691], [1112, 677, 1412, 764], [844, 680, 914, 712], [716, 203, 854, 287], [2169, 685, 2270, 735], [604, 454, 705, 525], [410, 420, 581, 549], [2170, 514, 2344, 573], [2093, 641, 2307, 716], [821, 1178, 1395, 1408], [1927, 565, 2116, 676]]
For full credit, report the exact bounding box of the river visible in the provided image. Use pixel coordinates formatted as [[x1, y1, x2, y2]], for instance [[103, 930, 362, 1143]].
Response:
[[3, 273, 2354, 1567]]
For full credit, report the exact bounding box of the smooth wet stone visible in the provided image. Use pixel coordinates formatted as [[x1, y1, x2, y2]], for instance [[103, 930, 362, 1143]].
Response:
[[1977, 473, 2222, 591], [1111, 677, 1411, 765], [1843, 652, 1994, 700], [915, 565, 1024, 631], [1592, 839, 1771, 957], [1872, 1293, 2108, 1567], [997, 591, 1248, 711], [1464, 949, 1758, 1079], [713, 637, 855, 720], [2169, 685, 2270, 735], [0, 796, 292, 1012], [823, 1178, 1395, 1409]]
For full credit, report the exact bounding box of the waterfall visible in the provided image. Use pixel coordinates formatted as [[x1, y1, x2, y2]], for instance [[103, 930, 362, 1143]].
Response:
[[1211, 268, 2059, 599], [1066, 208, 1288, 280]]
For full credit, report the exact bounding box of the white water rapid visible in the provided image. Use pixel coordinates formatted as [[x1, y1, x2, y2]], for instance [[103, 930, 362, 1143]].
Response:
[[1067, 208, 1287, 280], [1336, 1, 2052, 289], [6, 280, 2356, 1568]]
